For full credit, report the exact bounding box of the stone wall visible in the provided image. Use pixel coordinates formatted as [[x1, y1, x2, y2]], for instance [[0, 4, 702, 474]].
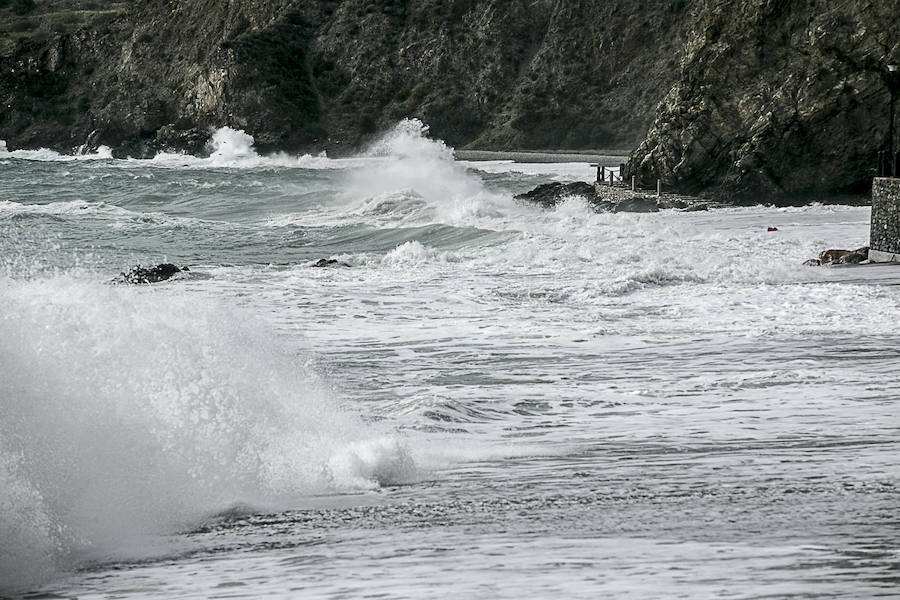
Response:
[[869, 178, 900, 262]]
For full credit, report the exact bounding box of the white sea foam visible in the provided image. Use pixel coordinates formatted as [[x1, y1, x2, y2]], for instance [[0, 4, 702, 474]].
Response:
[[0, 139, 112, 161], [0, 275, 416, 592], [147, 127, 344, 170]]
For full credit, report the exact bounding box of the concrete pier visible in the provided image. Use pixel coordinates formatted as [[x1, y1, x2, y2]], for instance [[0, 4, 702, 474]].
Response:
[[869, 178, 900, 262]]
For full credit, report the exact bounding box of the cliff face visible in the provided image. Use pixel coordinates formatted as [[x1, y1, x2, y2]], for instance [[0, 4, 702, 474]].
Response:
[[2, 0, 896, 201], [623, 0, 900, 201], [0, 0, 691, 157]]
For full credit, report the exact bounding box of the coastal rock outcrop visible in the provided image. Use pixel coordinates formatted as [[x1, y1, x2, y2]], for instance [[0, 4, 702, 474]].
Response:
[[0, 0, 692, 157], [623, 0, 900, 202], [113, 264, 189, 284], [514, 182, 597, 209], [515, 182, 660, 213], [805, 246, 870, 266], [311, 258, 351, 268], [2, 1, 895, 202]]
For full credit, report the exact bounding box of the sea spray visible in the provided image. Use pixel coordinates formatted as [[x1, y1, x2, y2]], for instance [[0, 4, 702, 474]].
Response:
[[344, 119, 512, 226], [0, 275, 416, 592]]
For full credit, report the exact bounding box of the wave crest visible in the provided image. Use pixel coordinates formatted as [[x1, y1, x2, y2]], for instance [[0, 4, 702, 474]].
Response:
[[0, 276, 415, 592]]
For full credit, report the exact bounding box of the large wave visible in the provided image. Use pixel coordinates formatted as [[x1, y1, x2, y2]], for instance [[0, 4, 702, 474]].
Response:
[[0, 275, 416, 592]]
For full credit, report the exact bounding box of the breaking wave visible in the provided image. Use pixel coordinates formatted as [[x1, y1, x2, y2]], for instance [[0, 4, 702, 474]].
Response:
[[0, 275, 416, 593], [0, 139, 112, 161]]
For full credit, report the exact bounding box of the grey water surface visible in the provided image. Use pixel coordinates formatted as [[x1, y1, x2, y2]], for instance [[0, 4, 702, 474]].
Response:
[[1, 124, 898, 599]]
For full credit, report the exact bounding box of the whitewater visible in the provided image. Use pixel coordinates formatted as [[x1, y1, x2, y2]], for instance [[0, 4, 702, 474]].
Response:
[[1, 120, 897, 599]]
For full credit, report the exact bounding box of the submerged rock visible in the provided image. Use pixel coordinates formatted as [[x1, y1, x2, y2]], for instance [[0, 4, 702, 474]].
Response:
[[312, 258, 351, 268], [113, 263, 189, 284]]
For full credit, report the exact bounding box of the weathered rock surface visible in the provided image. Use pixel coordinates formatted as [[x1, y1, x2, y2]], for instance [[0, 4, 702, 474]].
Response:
[[808, 246, 870, 266], [623, 0, 900, 202], [312, 258, 351, 268], [514, 182, 597, 209], [515, 182, 661, 213], [3, 1, 895, 203], [113, 263, 189, 284], [0, 0, 692, 158]]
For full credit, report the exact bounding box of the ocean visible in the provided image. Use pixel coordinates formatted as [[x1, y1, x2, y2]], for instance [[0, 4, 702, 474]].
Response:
[[1, 120, 897, 599]]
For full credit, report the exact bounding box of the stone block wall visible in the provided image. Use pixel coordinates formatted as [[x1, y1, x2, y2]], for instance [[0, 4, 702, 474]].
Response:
[[869, 178, 900, 262]]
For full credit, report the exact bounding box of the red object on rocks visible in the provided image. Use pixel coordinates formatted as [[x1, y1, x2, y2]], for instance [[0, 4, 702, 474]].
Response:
[[767, 226, 778, 231]]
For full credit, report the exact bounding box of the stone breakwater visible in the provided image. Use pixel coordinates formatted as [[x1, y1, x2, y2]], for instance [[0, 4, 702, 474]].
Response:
[[869, 178, 900, 262]]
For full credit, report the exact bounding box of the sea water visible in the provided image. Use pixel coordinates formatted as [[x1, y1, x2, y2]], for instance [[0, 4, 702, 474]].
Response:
[[1, 120, 897, 599]]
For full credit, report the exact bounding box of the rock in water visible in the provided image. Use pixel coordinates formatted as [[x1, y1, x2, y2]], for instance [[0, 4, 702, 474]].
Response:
[[312, 258, 351, 268], [611, 196, 659, 213], [818, 249, 851, 264], [113, 264, 189, 284], [810, 246, 869, 266], [514, 182, 597, 209], [623, 2, 895, 202]]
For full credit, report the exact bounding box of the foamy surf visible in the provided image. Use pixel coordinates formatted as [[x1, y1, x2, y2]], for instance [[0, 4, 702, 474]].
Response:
[[3, 119, 898, 600], [0, 275, 418, 592], [0, 139, 113, 161]]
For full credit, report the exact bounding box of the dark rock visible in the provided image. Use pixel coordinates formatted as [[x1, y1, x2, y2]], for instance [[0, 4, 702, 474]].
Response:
[[515, 182, 597, 209], [0, 2, 694, 156], [517, 182, 661, 213], [681, 203, 709, 212], [154, 125, 210, 156], [818, 249, 851, 264], [312, 258, 351, 268], [802, 258, 822, 267], [815, 246, 869, 265], [611, 196, 658, 213], [834, 252, 867, 265], [113, 263, 189, 284], [623, 2, 897, 203]]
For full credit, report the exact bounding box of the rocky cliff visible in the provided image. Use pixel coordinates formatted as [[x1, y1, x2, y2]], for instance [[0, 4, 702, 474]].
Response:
[[623, 0, 900, 202], [1, 0, 896, 202], [0, 0, 690, 157]]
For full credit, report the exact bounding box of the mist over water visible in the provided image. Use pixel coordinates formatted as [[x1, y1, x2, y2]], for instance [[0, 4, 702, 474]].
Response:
[[1, 121, 898, 598]]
